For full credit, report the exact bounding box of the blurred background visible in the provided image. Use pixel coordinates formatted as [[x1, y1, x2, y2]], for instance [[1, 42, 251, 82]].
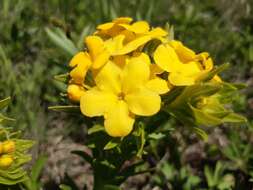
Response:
[[0, 0, 253, 189]]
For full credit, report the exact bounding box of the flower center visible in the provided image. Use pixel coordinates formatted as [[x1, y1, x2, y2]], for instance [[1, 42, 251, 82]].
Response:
[[118, 92, 125, 100]]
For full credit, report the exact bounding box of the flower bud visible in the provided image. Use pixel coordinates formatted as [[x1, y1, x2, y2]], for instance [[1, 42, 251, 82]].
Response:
[[0, 155, 14, 169], [0, 142, 3, 154], [67, 84, 85, 102], [2, 140, 15, 154]]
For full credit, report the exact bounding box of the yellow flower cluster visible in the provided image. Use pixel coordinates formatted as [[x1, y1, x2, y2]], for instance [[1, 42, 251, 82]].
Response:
[[67, 17, 220, 137], [0, 140, 15, 169]]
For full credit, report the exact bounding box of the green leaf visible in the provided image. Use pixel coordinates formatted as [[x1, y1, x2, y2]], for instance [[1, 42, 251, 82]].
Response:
[[104, 185, 121, 190], [148, 132, 166, 140], [222, 113, 247, 123], [193, 127, 208, 141], [54, 73, 70, 83], [88, 125, 105, 135], [71, 150, 93, 165], [45, 27, 78, 56], [104, 139, 119, 150], [30, 155, 47, 182], [190, 105, 222, 126], [0, 97, 11, 110], [0, 113, 15, 124], [60, 184, 72, 190], [48, 105, 80, 112]]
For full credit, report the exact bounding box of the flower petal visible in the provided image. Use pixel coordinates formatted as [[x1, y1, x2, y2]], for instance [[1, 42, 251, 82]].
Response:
[[154, 44, 182, 72], [70, 62, 90, 84], [113, 17, 133, 24], [92, 51, 110, 69], [80, 88, 117, 117], [104, 35, 125, 54], [95, 61, 122, 94], [146, 77, 170, 94], [125, 87, 161, 116], [113, 35, 152, 55], [168, 73, 196, 86], [169, 40, 196, 62], [122, 53, 150, 94], [69, 52, 91, 67], [149, 27, 168, 37], [85, 36, 104, 58], [104, 100, 134, 137], [119, 21, 150, 34]]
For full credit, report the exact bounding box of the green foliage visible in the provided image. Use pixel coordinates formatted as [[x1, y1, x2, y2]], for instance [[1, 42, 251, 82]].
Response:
[[204, 161, 234, 190], [0, 0, 253, 189]]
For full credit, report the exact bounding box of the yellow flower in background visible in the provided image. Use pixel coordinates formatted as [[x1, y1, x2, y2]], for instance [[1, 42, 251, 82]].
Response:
[[80, 53, 163, 137], [0, 155, 13, 169], [2, 140, 15, 154]]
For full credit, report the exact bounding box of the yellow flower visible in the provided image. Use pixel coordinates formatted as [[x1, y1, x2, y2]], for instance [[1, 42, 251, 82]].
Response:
[[69, 52, 92, 84], [96, 17, 133, 37], [0, 155, 13, 169], [146, 64, 171, 94], [2, 140, 15, 154], [111, 27, 168, 56], [85, 36, 110, 69], [67, 84, 86, 102], [80, 53, 163, 137], [154, 41, 217, 86]]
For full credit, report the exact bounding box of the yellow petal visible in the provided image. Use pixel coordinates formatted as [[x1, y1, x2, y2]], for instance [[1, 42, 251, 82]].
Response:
[[125, 87, 161, 116], [85, 36, 104, 58], [203, 57, 213, 71], [212, 75, 222, 82], [113, 17, 133, 24], [92, 51, 110, 69], [104, 100, 134, 137], [122, 53, 150, 94], [95, 61, 122, 94], [119, 21, 150, 34], [169, 40, 195, 62], [97, 22, 114, 30], [80, 88, 117, 117], [67, 84, 86, 102], [168, 72, 196, 86], [113, 35, 152, 55], [104, 35, 125, 54], [146, 77, 170, 94], [69, 52, 91, 67], [180, 61, 201, 75], [154, 44, 181, 72], [149, 27, 168, 37], [70, 62, 90, 84]]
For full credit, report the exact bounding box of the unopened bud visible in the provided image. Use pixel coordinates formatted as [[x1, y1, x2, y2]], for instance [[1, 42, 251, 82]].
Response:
[[0, 155, 14, 169], [0, 143, 3, 154], [2, 140, 15, 154], [67, 84, 85, 102]]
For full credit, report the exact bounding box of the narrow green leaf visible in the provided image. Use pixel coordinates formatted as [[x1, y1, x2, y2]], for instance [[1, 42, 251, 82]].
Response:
[[54, 73, 69, 83], [45, 27, 78, 56], [48, 105, 80, 112], [88, 125, 104, 135], [0, 97, 11, 110], [30, 155, 47, 182], [60, 184, 72, 190], [104, 140, 119, 150], [71, 150, 93, 164], [148, 132, 166, 140]]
